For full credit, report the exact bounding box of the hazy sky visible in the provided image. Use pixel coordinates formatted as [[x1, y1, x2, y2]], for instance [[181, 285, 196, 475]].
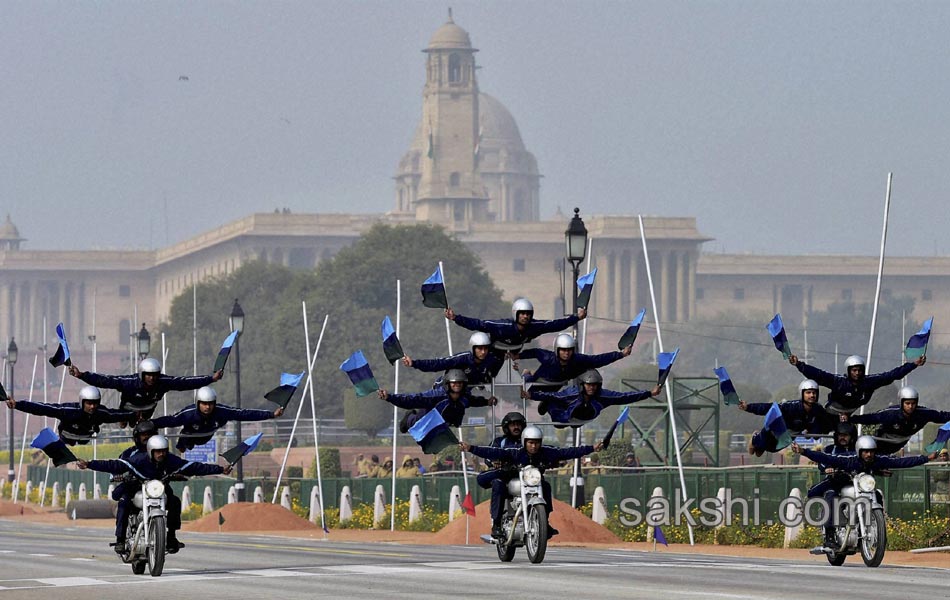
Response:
[[2, 2, 949, 256]]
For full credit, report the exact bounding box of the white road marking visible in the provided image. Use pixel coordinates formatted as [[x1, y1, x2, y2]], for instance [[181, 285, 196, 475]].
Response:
[[35, 577, 109, 587]]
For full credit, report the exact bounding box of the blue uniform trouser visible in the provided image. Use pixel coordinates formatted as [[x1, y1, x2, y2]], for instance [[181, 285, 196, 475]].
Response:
[[750, 429, 779, 453]]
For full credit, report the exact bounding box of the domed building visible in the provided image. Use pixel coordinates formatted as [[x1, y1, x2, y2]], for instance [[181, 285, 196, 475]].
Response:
[[393, 13, 541, 227], [0, 214, 24, 251]]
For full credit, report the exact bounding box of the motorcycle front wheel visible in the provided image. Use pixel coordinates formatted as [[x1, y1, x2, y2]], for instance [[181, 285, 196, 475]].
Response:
[[147, 515, 167, 577], [525, 505, 548, 564], [860, 508, 886, 568]]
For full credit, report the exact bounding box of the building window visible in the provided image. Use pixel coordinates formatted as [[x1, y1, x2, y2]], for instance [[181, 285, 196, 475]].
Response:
[[119, 285, 131, 297], [448, 53, 461, 83], [695, 288, 704, 300], [449, 172, 460, 187], [841, 289, 852, 301], [922, 289, 933, 301], [513, 258, 525, 272], [734, 288, 745, 301], [119, 319, 131, 346]]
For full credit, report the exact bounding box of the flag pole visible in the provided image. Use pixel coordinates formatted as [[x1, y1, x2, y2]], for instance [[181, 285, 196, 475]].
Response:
[[439, 261, 453, 355], [580, 237, 594, 352], [272, 319, 326, 504], [391, 280, 401, 531], [40, 367, 67, 507], [13, 355, 38, 504], [161, 333, 168, 417], [859, 172, 892, 426], [302, 303, 329, 537], [639, 215, 694, 545]]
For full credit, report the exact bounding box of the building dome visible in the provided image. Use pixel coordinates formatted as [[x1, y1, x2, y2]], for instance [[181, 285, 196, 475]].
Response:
[[426, 15, 474, 51], [0, 214, 25, 250], [477, 93, 527, 153]]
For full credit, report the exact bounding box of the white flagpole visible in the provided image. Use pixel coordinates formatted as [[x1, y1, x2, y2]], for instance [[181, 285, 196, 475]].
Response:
[[391, 280, 401, 531], [901, 310, 907, 386], [272, 313, 328, 503], [302, 303, 329, 537], [42, 316, 48, 429], [13, 355, 38, 504], [580, 237, 594, 352], [193, 279, 198, 376], [439, 261, 454, 355], [91, 287, 97, 373], [638, 215, 694, 545], [40, 367, 68, 507], [161, 333, 168, 417], [860, 173, 892, 423]]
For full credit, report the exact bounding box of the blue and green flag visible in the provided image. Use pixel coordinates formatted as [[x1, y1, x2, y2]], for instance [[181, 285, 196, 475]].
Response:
[[765, 403, 792, 450], [340, 350, 379, 397], [421, 266, 448, 309], [657, 347, 679, 387], [575, 268, 597, 310], [925, 422, 950, 453], [31, 428, 77, 466], [264, 371, 305, 409], [48, 322, 72, 368], [381, 316, 405, 365], [618, 309, 646, 350], [766, 314, 791, 359], [409, 409, 459, 454], [221, 432, 263, 465], [904, 317, 933, 361], [713, 366, 740, 406], [213, 331, 239, 372]]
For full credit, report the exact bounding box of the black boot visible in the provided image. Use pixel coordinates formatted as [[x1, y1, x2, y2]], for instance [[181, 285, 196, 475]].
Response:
[[547, 523, 559, 539], [399, 410, 418, 434], [823, 527, 837, 549], [166, 533, 184, 554], [537, 401, 548, 416], [491, 522, 504, 540], [113, 538, 127, 554]]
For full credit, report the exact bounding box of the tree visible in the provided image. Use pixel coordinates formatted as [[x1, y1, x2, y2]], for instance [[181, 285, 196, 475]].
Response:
[[343, 389, 391, 437]]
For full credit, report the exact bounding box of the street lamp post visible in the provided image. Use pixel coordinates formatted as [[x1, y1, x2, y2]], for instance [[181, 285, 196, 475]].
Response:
[[564, 208, 587, 508], [229, 299, 245, 501], [136, 323, 151, 360], [7, 338, 17, 483]]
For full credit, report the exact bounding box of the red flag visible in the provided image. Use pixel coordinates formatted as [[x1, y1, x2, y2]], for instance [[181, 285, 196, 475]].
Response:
[[461, 492, 476, 517]]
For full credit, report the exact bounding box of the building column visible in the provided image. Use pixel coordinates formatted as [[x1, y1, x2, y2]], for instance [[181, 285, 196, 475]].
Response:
[[620, 250, 631, 320], [657, 251, 669, 323], [630, 251, 640, 317], [606, 252, 616, 320], [675, 251, 686, 323], [25, 281, 36, 346], [11, 282, 20, 340], [0, 282, 9, 343], [687, 251, 697, 321]]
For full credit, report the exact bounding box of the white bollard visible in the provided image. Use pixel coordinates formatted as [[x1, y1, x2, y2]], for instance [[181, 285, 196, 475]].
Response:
[[783, 488, 803, 548], [591, 486, 608, 525], [24, 481, 34, 504], [408, 485, 423, 524], [716, 487, 728, 530], [64, 482, 74, 507], [51, 482, 60, 508], [253, 486, 264, 503], [78, 483, 87, 501], [373, 484, 386, 526], [309, 486, 322, 523], [339, 486, 353, 524], [646, 486, 664, 542], [39, 482, 47, 505], [227, 486, 238, 504], [93, 483, 102, 500], [181, 485, 192, 509], [106, 484, 114, 499], [448, 485, 462, 522], [202, 486, 214, 515], [280, 486, 292, 510]]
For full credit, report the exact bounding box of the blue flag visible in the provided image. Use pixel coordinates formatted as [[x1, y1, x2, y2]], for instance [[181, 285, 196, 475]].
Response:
[[618, 309, 646, 350], [381, 316, 405, 365], [0, 380, 7, 402], [213, 331, 239, 372], [264, 371, 305, 409], [31, 428, 77, 466], [657, 347, 679, 387], [904, 317, 933, 361], [409, 409, 459, 454], [48, 322, 72, 368], [575, 268, 598, 310], [220, 432, 264, 465], [764, 402, 792, 450], [421, 266, 448, 309], [654, 525, 668, 546], [766, 314, 791, 359], [340, 350, 379, 397], [713, 366, 740, 406], [602, 406, 630, 449], [926, 422, 950, 453]]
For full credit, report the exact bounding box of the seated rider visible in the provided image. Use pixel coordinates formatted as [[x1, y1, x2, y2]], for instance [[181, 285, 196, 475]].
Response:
[[110, 420, 159, 553], [461, 425, 604, 541], [79, 434, 231, 554], [475, 412, 526, 490]]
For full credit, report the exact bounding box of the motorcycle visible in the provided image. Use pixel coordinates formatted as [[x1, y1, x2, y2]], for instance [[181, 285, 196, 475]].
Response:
[[811, 471, 887, 567], [112, 474, 183, 577], [482, 464, 550, 564]]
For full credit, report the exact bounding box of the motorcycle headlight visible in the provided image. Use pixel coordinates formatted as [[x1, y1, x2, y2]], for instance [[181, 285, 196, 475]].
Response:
[[856, 474, 876, 493], [144, 480, 165, 499], [522, 467, 542, 487]]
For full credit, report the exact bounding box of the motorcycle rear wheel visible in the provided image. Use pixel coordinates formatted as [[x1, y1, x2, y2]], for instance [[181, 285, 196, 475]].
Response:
[[860, 508, 886, 568], [131, 560, 147, 575], [826, 552, 846, 566], [525, 505, 548, 564], [496, 538, 516, 562], [147, 515, 167, 577]]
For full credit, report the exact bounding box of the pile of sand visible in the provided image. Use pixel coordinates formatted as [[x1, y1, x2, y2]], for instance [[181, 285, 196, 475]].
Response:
[[183, 502, 321, 533], [432, 498, 620, 545], [0, 499, 42, 517]]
